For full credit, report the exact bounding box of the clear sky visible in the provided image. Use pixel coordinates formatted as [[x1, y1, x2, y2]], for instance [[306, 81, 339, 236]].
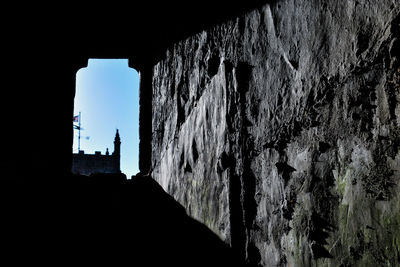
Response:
[[73, 59, 139, 178]]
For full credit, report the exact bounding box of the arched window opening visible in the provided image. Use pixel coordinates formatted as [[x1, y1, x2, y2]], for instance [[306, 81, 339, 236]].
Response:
[[72, 59, 139, 178]]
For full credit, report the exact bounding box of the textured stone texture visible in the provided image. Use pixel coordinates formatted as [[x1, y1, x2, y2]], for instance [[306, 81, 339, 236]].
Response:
[[150, 1, 400, 266]]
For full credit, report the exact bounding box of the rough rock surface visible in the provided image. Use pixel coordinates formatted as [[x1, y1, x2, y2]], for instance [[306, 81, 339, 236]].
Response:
[[150, 1, 400, 266]]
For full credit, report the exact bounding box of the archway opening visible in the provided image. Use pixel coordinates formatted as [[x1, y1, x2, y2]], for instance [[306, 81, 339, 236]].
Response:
[[72, 59, 139, 178]]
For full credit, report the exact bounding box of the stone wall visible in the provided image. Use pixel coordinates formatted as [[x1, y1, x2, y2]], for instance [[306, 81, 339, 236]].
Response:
[[72, 152, 120, 176], [149, 1, 400, 266]]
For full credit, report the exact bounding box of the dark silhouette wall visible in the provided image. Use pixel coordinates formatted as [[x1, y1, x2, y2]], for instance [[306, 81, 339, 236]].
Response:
[[72, 150, 120, 175]]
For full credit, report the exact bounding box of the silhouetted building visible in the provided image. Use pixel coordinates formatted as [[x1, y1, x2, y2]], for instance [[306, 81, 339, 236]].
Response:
[[72, 130, 121, 175]]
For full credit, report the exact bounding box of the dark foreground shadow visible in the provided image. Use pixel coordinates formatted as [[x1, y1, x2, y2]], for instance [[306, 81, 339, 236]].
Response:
[[0, 173, 243, 266]]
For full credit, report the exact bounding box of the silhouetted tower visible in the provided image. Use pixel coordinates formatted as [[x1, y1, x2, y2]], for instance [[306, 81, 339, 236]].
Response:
[[113, 129, 121, 172]]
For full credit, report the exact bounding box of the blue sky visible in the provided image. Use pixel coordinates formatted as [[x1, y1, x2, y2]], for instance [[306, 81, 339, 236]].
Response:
[[74, 59, 139, 178]]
